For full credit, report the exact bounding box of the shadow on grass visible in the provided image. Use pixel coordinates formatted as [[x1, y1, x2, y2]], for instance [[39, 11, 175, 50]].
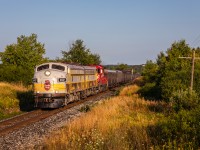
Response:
[[17, 90, 35, 111], [148, 102, 172, 115]]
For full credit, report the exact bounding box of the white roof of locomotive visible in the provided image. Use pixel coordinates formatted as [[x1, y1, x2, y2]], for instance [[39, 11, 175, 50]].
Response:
[[35, 62, 96, 71]]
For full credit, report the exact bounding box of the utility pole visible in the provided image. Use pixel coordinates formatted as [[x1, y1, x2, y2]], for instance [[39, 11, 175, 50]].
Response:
[[179, 50, 200, 91]]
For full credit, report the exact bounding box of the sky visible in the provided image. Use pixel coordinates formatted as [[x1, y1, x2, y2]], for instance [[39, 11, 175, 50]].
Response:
[[0, 0, 200, 65]]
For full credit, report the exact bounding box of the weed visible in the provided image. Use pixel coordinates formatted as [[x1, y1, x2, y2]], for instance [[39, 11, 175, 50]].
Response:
[[0, 82, 33, 120], [80, 105, 91, 112], [43, 85, 160, 150]]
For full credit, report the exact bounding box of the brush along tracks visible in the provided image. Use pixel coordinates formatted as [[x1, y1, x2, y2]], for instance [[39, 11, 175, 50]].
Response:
[[0, 89, 114, 138]]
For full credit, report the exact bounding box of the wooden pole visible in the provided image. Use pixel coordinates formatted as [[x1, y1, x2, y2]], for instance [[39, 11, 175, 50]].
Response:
[[179, 50, 200, 91], [190, 50, 195, 91]]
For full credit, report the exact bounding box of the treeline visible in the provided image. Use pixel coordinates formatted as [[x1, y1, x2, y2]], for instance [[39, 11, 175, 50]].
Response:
[[0, 34, 101, 85], [140, 40, 200, 101], [105, 64, 143, 73], [139, 40, 200, 148], [0, 33, 142, 86]]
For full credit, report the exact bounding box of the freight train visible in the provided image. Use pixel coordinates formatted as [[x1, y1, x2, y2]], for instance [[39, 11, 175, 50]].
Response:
[[32, 62, 133, 108]]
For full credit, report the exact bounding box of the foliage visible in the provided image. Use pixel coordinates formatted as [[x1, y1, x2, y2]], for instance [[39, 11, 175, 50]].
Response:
[[139, 60, 161, 99], [150, 107, 200, 149], [105, 63, 134, 71], [158, 40, 192, 100], [138, 40, 200, 149], [138, 82, 161, 100], [1, 34, 45, 67], [42, 86, 161, 150], [170, 89, 199, 111], [61, 39, 101, 65], [0, 34, 46, 85], [0, 65, 32, 85], [115, 63, 131, 70], [193, 47, 200, 93], [142, 60, 158, 83], [140, 40, 200, 101], [0, 82, 34, 120]]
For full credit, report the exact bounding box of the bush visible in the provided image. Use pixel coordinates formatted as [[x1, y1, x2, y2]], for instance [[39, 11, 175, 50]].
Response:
[[170, 89, 199, 111], [17, 90, 35, 111], [138, 83, 161, 100], [0, 65, 33, 86], [0, 82, 34, 120], [149, 106, 200, 149], [148, 89, 200, 149]]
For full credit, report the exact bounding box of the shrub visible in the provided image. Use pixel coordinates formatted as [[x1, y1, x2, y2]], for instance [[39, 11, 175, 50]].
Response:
[[149, 107, 200, 149], [170, 89, 199, 111], [42, 87, 159, 150], [119, 85, 139, 96], [0, 82, 34, 120], [0, 65, 33, 86], [138, 83, 161, 100]]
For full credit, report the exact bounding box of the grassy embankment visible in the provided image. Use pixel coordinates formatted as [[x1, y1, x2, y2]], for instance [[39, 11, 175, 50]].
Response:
[[42, 85, 168, 150], [0, 82, 34, 120]]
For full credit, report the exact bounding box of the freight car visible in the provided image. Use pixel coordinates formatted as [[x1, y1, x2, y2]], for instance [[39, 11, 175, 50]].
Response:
[[33, 62, 133, 108]]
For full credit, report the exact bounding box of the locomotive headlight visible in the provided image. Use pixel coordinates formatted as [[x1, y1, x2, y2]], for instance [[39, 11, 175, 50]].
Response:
[[44, 70, 51, 76]]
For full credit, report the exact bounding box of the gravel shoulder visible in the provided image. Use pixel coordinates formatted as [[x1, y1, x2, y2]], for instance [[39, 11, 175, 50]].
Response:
[[0, 91, 114, 150]]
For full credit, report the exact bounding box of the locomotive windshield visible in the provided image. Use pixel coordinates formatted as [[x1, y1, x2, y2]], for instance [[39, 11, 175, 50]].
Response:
[[37, 64, 49, 71], [97, 68, 101, 73], [97, 68, 103, 74], [52, 64, 65, 71]]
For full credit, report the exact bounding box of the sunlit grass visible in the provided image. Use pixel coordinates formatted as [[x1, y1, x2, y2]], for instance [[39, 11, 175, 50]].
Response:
[[43, 85, 165, 150], [119, 84, 140, 96], [0, 82, 32, 120]]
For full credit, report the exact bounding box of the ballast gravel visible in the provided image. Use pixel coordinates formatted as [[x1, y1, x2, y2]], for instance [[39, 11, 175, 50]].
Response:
[[0, 93, 112, 150]]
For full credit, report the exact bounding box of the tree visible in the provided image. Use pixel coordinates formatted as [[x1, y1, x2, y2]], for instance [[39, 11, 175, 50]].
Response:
[[0, 33, 46, 85], [1, 34, 45, 67], [157, 40, 192, 100], [61, 39, 101, 65], [139, 60, 161, 99], [142, 60, 158, 83], [115, 63, 130, 71], [140, 40, 200, 101]]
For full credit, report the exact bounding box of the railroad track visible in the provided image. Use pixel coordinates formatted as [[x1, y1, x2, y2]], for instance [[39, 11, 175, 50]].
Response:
[[0, 90, 113, 137]]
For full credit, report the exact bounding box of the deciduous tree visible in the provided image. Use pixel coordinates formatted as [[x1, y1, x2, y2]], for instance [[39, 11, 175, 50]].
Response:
[[61, 39, 101, 65], [0, 34, 46, 85], [140, 40, 200, 101]]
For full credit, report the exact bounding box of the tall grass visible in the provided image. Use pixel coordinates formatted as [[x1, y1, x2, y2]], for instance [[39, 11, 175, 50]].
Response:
[[42, 85, 163, 150], [0, 82, 33, 120]]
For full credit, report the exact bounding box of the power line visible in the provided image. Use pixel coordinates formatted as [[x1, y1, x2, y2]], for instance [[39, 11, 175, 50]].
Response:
[[191, 34, 200, 47]]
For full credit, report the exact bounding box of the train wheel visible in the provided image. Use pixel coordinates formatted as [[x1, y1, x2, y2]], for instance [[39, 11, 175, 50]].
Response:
[[69, 94, 74, 102], [77, 92, 81, 101]]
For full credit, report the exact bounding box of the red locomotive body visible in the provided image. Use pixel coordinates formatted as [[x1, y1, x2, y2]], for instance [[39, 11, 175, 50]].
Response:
[[94, 65, 108, 91]]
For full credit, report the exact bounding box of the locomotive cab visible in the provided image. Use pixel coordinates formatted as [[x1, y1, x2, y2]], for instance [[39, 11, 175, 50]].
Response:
[[33, 63, 67, 108], [95, 65, 108, 91]]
